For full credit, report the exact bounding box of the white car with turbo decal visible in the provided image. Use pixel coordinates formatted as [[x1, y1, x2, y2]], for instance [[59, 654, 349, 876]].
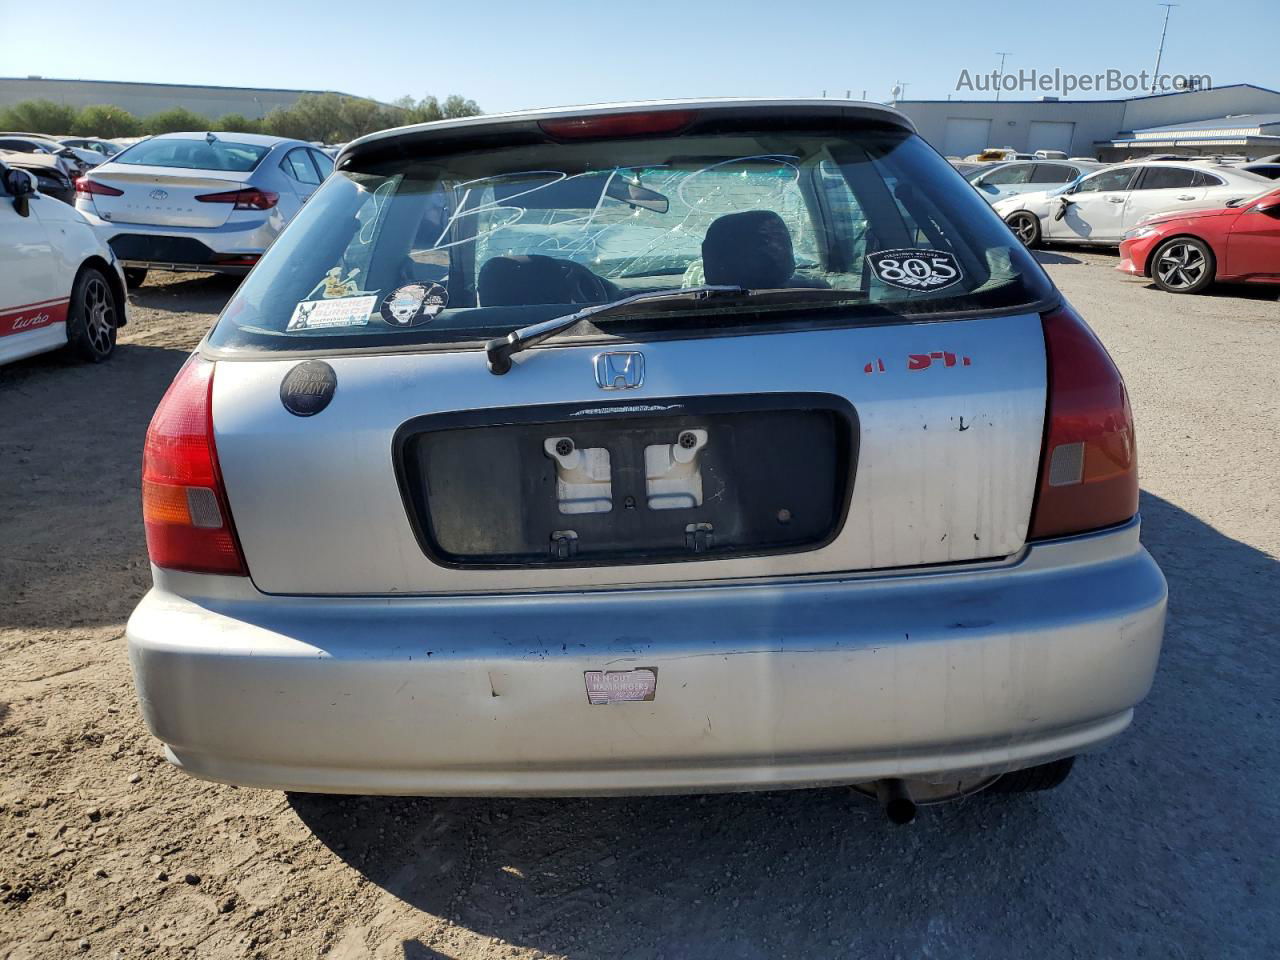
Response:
[[0, 158, 127, 367], [125, 100, 1166, 822]]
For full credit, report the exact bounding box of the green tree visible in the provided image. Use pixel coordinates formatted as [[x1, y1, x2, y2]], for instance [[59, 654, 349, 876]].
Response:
[[261, 92, 482, 142], [143, 107, 212, 135], [0, 99, 78, 135], [401, 96, 442, 125], [71, 105, 140, 139], [262, 93, 403, 143], [441, 95, 481, 119], [397, 94, 482, 126], [215, 113, 260, 133]]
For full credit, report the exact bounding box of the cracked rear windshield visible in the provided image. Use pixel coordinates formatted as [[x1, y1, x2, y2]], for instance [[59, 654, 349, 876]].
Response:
[[209, 124, 1053, 353]]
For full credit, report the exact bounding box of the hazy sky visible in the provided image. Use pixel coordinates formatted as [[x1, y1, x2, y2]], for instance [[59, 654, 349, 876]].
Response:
[[3, 0, 1275, 111]]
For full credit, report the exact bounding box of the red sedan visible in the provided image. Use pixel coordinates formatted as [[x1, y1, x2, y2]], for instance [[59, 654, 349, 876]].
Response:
[[1118, 186, 1280, 294]]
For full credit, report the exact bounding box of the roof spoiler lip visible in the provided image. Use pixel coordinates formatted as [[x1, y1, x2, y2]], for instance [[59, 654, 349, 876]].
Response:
[[337, 98, 916, 168]]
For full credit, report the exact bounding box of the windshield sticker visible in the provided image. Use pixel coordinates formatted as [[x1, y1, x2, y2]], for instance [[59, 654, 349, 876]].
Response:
[[287, 295, 378, 331], [867, 249, 963, 292], [320, 267, 365, 298], [379, 283, 448, 327]]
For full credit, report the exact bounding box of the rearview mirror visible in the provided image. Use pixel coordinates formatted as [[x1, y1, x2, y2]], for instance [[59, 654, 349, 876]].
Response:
[[5, 168, 36, 217], [1253, 195, 1280, 214], [605, 177, 669, 214]]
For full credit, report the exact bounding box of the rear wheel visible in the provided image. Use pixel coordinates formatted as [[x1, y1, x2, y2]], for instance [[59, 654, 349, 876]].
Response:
[[1005, 211, 1041, 248], [990, 755, 1076, 794], [123, 267, 148, 289], [1151, 237, 1214, 294], [65, 267, 119, 363]]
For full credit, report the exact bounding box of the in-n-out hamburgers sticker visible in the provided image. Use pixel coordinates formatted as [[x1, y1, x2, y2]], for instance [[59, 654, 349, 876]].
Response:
[[380, 283, 448, 327], [867, 249, 963, 292]]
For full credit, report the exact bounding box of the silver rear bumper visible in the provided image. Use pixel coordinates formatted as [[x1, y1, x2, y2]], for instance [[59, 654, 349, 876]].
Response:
[[126, 520, 1166, 795]]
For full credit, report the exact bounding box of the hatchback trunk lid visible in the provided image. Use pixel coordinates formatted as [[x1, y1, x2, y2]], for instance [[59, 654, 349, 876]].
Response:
[[212, 313, 1045, 595]]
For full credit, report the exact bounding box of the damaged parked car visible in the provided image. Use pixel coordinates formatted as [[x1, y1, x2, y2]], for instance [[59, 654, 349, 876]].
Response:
[[126, 100, 1167, 820], [0, 148, 74, 204]]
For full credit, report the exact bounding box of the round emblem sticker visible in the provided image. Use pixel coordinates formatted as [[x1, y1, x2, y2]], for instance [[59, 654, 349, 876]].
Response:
[[866, 249, 963, 292], [280, 360, 337, 417], [380, 282, 447, 327]]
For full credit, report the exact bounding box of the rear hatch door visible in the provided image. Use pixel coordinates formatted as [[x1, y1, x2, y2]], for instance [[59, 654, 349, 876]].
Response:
[[205, 103, 1056, 595], [213, 316, 1046, 595]]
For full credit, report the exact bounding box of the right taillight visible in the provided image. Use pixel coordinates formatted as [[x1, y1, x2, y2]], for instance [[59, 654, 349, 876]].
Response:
[[141, 356, 248, 576], [1029, 303, 1138, 540], [194, 188, 278, 210]]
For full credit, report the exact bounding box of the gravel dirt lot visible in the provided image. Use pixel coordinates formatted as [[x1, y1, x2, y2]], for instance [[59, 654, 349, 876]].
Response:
[[1, 255, 1277, 959]]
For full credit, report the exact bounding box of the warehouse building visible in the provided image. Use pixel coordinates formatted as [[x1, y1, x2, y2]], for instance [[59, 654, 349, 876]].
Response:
[[0, 76, 361, 120], [895, 83, 1280, 160]]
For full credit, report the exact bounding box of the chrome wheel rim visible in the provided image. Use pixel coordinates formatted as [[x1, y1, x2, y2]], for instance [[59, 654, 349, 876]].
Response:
[[1155, 242, 1207, 290], [84, 276, 115, 354], [1009, 214, 1037, 246]]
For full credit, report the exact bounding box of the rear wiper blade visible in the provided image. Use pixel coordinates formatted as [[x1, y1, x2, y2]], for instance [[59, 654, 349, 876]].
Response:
[[485, 285, 743, 375]]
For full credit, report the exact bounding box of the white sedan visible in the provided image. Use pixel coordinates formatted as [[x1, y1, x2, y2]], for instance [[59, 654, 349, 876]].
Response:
[[0, 160, 128, 366], [965, 159, 1103, 205], [993, 161, 1272, 247]]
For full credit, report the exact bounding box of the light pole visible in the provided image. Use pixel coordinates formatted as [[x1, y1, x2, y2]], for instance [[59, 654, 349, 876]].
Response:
[[1150, 4, 1178, 93], [995, 52, 1012, 101]]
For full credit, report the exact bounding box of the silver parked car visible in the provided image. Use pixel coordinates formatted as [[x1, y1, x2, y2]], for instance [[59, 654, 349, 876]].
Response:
[[60, 136, 124, 159], [74, 132, 334, 286], [126, 100, 1166, 818], [965, 159, 1103, 204]]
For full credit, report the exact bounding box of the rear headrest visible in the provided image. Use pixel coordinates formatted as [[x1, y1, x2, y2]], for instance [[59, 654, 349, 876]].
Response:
[[701, 210, 795, 288]]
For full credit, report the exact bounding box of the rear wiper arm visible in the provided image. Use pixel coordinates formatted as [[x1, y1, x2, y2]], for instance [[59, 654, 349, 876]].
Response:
[[484, 285, 744, 375]]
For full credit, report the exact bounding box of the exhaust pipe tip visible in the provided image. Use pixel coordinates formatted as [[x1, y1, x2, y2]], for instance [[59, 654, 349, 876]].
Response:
[[874, 778, 917, 825]]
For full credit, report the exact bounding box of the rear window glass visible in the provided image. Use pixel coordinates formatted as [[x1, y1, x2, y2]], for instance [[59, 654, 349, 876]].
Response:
[[209, 123, 1054, 354], [114, 138, 270, 172]]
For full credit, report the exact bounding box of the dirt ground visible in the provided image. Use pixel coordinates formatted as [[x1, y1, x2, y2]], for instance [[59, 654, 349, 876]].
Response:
[[1, 258, 1277, 959]]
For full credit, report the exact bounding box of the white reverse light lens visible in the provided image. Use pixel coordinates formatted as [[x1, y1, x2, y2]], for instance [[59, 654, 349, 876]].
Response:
[[1048, 442, 1085, 487]]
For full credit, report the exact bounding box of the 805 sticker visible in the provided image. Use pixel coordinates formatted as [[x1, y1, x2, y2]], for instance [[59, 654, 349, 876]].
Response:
[[867, 249, 963, 292]]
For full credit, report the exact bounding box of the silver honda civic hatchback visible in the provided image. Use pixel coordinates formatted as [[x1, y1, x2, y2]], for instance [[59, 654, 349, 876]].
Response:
[[126, 100, 1166, 818]]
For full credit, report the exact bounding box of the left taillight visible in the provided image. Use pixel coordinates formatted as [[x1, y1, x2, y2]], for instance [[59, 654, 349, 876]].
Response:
[[141, 357, 248, 576], [194, 188, 278, 210], [75, 177, 123, 198]]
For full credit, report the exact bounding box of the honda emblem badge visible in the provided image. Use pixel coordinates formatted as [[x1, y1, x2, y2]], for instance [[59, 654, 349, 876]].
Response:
[[594, 352, 644, 390]]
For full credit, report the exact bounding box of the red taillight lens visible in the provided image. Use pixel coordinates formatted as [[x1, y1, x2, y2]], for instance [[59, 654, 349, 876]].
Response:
[[194, 188, 278, 210], [75, 177, 123, 197], [1029, 304, 1138, 540], [141, 357, 248, 575], [538, 110, 698, 140]]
